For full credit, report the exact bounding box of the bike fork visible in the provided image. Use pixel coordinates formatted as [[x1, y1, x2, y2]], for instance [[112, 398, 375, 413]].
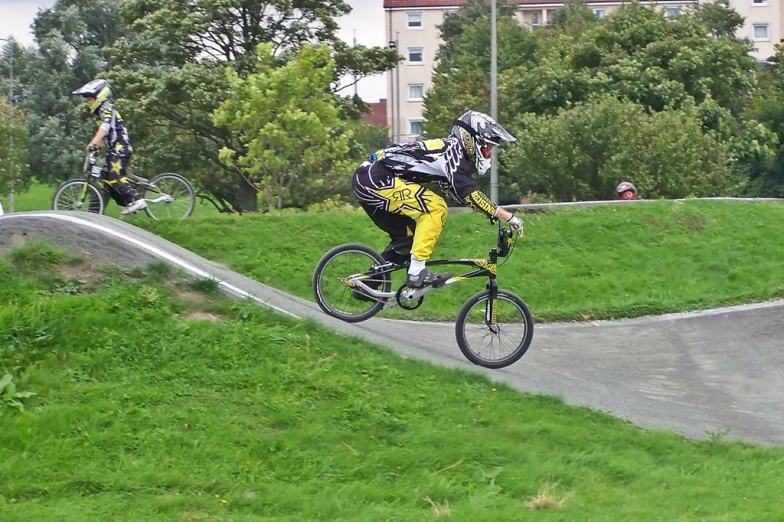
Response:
[[485, 278, 499, 332]]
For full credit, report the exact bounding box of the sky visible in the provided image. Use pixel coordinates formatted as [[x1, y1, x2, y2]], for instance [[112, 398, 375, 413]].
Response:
[[0, 0, 388, 102]]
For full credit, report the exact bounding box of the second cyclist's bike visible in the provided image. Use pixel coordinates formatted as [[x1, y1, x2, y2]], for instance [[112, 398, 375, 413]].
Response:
[[52, 151, 196, 220], [312, 220, 534, 369]]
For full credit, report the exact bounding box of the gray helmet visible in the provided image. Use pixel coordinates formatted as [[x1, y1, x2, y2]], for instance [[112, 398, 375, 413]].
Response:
[[72, 79, 112, 114], [450, 110, 517, 175]]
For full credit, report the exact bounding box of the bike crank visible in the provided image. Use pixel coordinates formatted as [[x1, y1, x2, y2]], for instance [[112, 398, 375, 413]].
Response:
[[395, 284, 426, 310]]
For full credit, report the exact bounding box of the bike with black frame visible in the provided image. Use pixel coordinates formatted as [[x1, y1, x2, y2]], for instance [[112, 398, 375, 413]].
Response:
[[312, 217, 534, 369]]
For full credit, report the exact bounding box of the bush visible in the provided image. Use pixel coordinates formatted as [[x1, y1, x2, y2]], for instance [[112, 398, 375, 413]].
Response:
[[506, 96, 733, 200]]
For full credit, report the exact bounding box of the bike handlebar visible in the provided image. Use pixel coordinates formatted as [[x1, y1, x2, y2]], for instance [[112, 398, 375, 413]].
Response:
[[83, 149, 103, 176]]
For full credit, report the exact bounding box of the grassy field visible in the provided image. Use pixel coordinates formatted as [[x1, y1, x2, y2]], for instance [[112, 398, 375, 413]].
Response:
[[130, 200, 784, 322], [1, 241, 783, 521], [7, 182, 52, 213]]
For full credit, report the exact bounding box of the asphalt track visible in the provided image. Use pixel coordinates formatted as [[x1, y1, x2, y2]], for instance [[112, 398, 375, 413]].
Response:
[[2, 211, 783, 447]]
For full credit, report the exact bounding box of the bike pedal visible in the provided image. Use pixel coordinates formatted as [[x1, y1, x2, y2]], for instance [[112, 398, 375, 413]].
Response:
[[433, 279, 449, 288]]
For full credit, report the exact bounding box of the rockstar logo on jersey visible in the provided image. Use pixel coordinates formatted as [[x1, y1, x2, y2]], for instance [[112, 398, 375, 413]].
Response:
[[392, 187, 413, 202]]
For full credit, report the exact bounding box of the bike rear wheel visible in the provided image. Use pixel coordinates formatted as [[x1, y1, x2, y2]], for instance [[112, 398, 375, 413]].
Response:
[[52, 179, 106, 214], [455, 289, 534, 369], [313, 243, 392, 323], [143, 173, 196, 220]]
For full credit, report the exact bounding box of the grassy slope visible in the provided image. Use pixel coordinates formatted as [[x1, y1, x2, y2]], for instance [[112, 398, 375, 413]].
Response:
[[1, 243, 783, 521], [135, 200, 784, 322]]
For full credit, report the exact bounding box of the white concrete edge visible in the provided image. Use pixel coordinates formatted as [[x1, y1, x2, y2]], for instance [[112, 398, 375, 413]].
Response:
[[447, 197, 784, 214], [0, 212, 301, 319]]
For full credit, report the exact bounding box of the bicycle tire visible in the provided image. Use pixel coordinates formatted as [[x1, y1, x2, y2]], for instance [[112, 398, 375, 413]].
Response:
[[455, 289, 534, 369], [143, 173, 196, 220], [52, 179, 106, 215], [313, 243, 392, 323]]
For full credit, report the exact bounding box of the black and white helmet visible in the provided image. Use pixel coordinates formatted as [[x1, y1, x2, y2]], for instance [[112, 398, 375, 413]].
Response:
[[72, 79, 113, 114], [450, 110, 517, 175]]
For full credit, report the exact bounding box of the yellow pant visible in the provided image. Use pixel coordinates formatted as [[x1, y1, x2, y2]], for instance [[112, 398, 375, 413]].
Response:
[[366, 177, 448, 261]]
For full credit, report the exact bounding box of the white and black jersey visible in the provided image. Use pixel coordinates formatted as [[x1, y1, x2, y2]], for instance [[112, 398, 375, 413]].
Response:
[[355, 137, 499, 218]]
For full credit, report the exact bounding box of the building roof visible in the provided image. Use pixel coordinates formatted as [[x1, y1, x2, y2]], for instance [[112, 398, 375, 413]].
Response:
[[384, 0, 470, 6], [384, 0, 648, 6]]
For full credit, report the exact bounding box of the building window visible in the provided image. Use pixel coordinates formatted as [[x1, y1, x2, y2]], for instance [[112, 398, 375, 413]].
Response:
[[752, 0, 767, 5], [410, 120, 424, 137], [408, 84, 424, 101], [753, 24, 769, 40], [531, 13, 540, 29], [665, 7, 681, 17], [408, 47, 423, 63], [593, 9, 606, 18], [407, 12, 422, 28]]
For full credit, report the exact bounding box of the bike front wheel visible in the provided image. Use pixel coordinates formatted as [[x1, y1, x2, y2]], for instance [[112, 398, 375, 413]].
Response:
[[455, 289, 534, 369], [313, 243, 392, 323], [143, 173, 196, 220], [52, 179, 106, 214]]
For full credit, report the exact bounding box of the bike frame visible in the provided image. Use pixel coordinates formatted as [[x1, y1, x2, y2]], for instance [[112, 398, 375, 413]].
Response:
[[345, 221, 514, 321], [79, 152, 173, 205]]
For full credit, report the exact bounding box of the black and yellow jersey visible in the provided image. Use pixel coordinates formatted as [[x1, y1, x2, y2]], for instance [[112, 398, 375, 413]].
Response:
[[362, 137, 499, 218], [96, 102, 133, 155]]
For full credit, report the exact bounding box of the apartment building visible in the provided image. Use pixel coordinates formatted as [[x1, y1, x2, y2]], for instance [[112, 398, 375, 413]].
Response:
[[383, 0, 781, 142], [733, 0, 782, 62]]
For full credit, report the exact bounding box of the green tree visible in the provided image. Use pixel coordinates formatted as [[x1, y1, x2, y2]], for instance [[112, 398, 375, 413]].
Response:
[[435, 0, 518, 63], [548, 0, 601, 34], [424, 0, 768, 201], [744, 46, 784, 195], [428, 1, 758, 122], [33, 0, 124, 67], [425, 2, 536, 137], [689, 0, 746, 39], [500, 2, 757, 116], [213, 43, 353, 212], [0, 0, 126, 187], [0, 99, 31, 199], [108, 0, 399, 212], [507, 96, 733, 200]]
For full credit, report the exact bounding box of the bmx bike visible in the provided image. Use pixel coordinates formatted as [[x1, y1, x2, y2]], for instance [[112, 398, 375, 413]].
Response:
[[312, 220, 534, 369], [51, 150, 196, 220]]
